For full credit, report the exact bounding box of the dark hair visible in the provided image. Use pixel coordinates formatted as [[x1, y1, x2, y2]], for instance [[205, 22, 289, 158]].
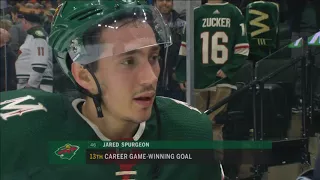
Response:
[[201, 0, 208, 5]]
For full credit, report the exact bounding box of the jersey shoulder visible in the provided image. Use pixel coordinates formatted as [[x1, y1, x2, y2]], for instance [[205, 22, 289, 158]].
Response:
[[0, 89, 68, 122], [27, 26, 48, 40], [226, 3, 243, 16], [155, 96, 213, 140], [247, 1, 279, 9]]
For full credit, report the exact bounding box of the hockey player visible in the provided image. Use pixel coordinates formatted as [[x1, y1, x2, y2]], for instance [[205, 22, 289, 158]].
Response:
[[15, 10, 53, 92], [245, 0, 279, 61], [175, 0, 249, 157], [0, 1, 224, 179]]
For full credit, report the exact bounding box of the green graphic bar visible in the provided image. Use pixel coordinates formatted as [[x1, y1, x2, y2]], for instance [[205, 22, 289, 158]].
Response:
[[89, 141, 272, 149], [49, 141, 272, 150]]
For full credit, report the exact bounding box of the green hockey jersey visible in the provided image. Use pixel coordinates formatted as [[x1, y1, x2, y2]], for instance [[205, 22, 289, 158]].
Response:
[[245, 1, 279, 58], [0, 89, 223, 180], [175, 2, 249, 89]]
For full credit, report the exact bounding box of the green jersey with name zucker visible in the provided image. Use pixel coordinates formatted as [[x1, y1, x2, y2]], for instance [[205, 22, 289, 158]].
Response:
[[0, 89, 223, 180], [175, 2, 249, 89]]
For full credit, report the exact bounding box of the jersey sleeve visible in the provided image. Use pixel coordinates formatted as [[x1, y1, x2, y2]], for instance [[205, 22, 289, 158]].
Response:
[[27, 38, 50, 88], [174, 24, 187, 83], [221, 7, 249, 80]]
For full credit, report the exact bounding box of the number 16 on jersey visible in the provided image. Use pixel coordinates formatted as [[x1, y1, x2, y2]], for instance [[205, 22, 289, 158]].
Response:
[[201, 23, 246, 65]]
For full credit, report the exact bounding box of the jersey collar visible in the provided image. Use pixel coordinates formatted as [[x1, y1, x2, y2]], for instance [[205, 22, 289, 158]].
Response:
[[72, 98, 146, 141]]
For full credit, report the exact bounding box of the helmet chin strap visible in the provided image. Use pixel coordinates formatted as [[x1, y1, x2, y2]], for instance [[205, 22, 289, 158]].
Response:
[[78, 70, 104, 118]]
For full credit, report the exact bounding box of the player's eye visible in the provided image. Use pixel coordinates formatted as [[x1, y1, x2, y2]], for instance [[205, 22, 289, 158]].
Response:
[[121, 58, 136, 66], [149, 55, 160, 65]]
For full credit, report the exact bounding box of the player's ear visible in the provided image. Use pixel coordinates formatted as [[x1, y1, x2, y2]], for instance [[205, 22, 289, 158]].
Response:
[[71, 62, 98, 94]]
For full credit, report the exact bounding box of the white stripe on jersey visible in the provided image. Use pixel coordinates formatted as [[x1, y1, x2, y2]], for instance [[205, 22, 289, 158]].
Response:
[[31, 63, 47, 68], [235, 6, 243, 15], [271, 2, 280, 12], [115, 171, 137, 176], [220, 163, 225, 180], [179, 41, 187, 56], [234, 43, 250, 56]]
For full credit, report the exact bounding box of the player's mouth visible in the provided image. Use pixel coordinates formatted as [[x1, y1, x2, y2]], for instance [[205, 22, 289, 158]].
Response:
[[133, 91, 155, 108]]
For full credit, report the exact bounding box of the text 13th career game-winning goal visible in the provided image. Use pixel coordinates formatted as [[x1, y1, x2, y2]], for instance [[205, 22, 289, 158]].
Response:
[[48, 141, 272, 164]]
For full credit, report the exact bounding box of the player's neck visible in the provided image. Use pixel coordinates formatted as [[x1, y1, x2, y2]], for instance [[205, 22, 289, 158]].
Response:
[[82, 98, 139, 140], [207, 0, 224, 4]]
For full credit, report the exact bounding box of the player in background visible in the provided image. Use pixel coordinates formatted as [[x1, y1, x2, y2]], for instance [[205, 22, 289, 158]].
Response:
[[175, 0, 249, 159], [15, 10, 53, 92], [0, 1, 224, 179], [245, 0, 279, 61]]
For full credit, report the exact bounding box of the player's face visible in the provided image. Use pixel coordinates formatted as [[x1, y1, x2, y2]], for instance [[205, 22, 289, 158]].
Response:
[[96, 22, 160, 123], [155, 0, 173, 14], [21, 19, 30, 30], [0, 29, 10, 46], [46, 2, 52, 9]]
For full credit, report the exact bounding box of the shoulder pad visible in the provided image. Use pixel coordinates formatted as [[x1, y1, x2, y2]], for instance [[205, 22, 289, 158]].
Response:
[[27, 27, 48, 40]]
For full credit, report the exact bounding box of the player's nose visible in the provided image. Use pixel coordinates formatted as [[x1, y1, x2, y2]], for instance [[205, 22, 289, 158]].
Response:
[[138, 61, 158, 86]]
